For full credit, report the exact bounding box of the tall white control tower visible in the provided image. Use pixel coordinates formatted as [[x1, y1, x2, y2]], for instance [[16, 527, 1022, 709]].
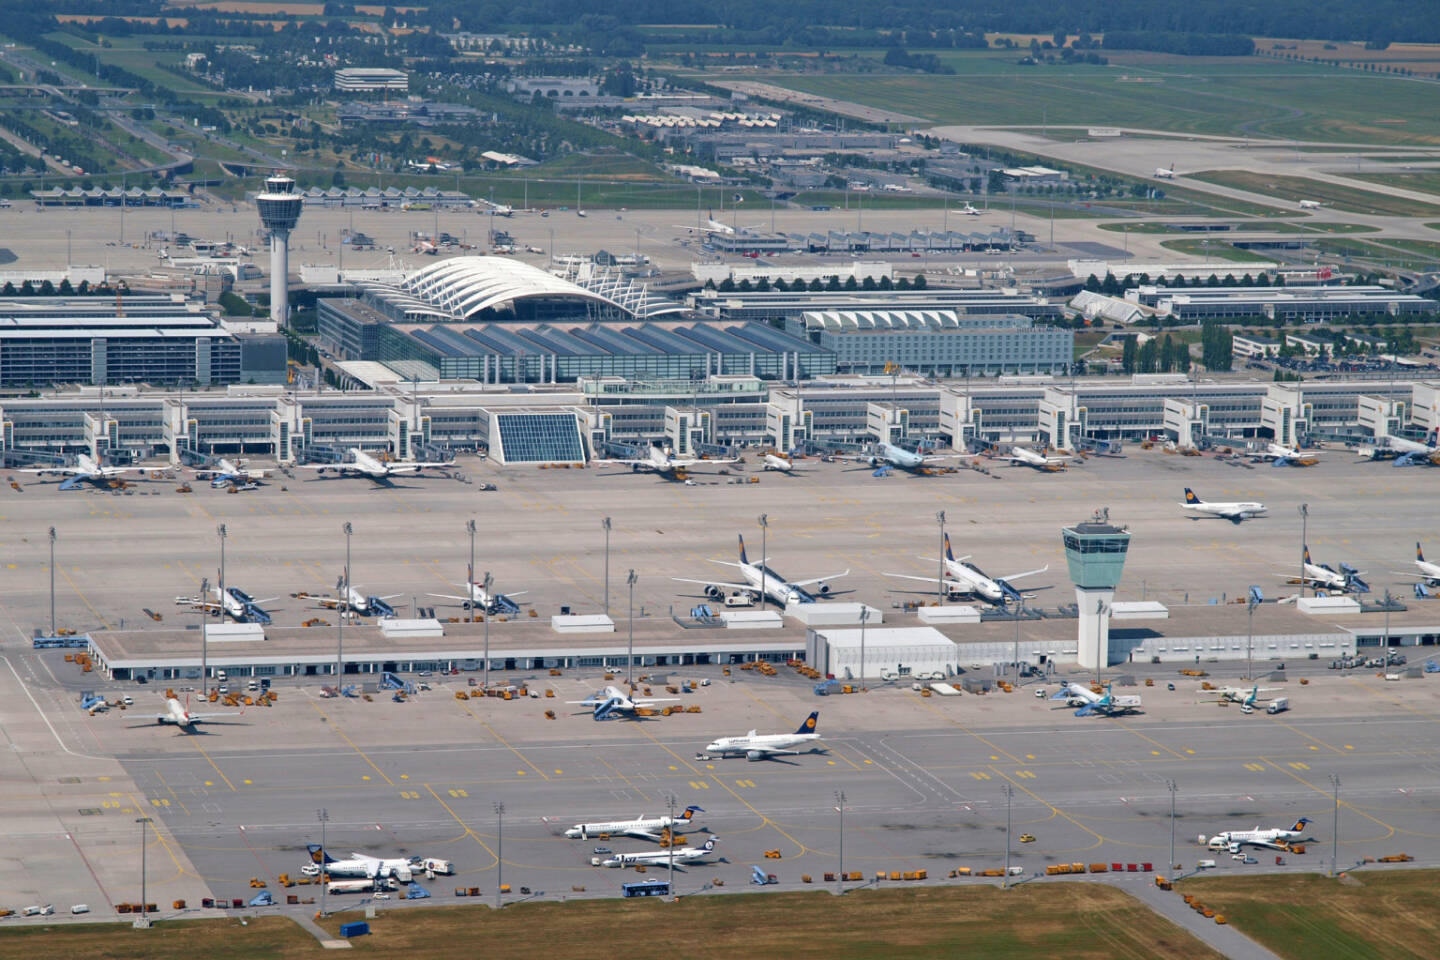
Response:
[[254, 175, 302, 324]]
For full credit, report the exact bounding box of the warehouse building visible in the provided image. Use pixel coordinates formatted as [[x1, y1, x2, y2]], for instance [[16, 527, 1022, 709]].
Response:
[[790, 310, 1073, 377], [692, 288, 1064, 325], [1131, 285, 1439, 323]]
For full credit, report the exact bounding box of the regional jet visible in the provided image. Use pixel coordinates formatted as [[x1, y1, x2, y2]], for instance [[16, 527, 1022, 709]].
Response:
[[175, 585, 277, 624], [303, 845, 452, 881], [761, 453, 802, 473], [1179, 488, 1267, 523], [296, 579, 400, 618], [567, 685, 682, 721], [1205, 818, 1312, 853], [201, 458, 270, 487], [596, 444, 737, 479], [1278, 546, 1369, 593], [1252, 443, 1320, 467], [958, 202, 982, 215], [672, 535, 848, 607], [1154, 166, 1176, 179], [143, 696, 243, 733], [298, 448, 454, 483], [868, 440, 974, 475], [1000, 445, 1079, 471], [1203, 684, 1276, 707], [1382, 430, 1439, 467], [428, 567, 527, 615], [564, 806, 704, 841], [702, 711, 822, 761], [20, 453, 141, 490], [1050, 682, 1142, 717], [1392, 542, 1440, 585], [593, 837, 719, 869], [883, 534, 1048, 606]]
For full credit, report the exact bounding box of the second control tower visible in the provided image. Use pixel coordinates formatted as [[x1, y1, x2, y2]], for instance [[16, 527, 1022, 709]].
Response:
[[254, 175, 302, 324]]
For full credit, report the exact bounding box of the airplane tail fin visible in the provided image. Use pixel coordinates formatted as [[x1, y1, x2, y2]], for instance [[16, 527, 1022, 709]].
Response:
[[1304, 545, 1312, 565], [738, 534, 749, 566], [680, 805, 704, 820], [1183, 488, 1201, 505], [1291, 818, 1311, 831], [1419, 542, 1426, 563], [944, 533, 955, 562], [796, 710, 819, 735], [307, 844, 336, 864]]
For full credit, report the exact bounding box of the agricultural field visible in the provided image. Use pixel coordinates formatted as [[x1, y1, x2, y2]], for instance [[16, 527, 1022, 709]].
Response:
[[1187, 171, 1440, 216], [0, 884, 1223, 960], [721, 53, 1440, 145], [1185, 870, 1440, 960]]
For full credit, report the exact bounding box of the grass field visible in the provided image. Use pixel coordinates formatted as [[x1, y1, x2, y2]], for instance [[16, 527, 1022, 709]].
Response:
[[1187, 170, 1440, 216], [1354, 171, 1440, 199], [0, 884, 1223, 960], [1159, 239, 1277, 262], [725, 52, 1440, 145], [1186, 869, 1440, 960], [1310, 238, 1440, 270]]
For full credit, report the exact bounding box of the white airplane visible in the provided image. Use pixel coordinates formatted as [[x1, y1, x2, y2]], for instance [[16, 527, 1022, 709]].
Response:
[[673, 535, 848, 608], [568, 684, 682, 721], [297, 579, 401, 618], [20, 453, 140, 490], [596, 444, 738, 480], [1252, 443, 1320, 466], [484, 202, 514, 217], [762, 453, 801, 473], [565, 805, 704, 841], [1001, 445, 1078, 471], [1382, 430, 1440, 466], [1154, 166, 1175, 179], [883, 533, 1048, 606], [593, 836, 719, 869], [304, 845, 452, 880], [1179, 487, 1266, 523], [145, 696, 243, 732], [1205, 818, 1312, 853], [1392, 542, 1440, 585], [201, 458, 269, 487], [674, 211, 736, 236], [1050, 682, 1142, 717], [1204, 683, 1277, 707], [868, 440, 974, 475], [175, 584, 277, 624], [703, 711, 821, 761], [958, 202, 981, 215], [428, 567, 526, 615], [1278, 545, 1369, 593], [299, 448, 453, 483], [1298, 199, 1323, 209]]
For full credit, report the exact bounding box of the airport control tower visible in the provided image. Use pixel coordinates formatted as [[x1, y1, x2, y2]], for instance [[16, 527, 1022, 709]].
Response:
[[1061, 508, 1131, 671], [254, 175, 302, 324]]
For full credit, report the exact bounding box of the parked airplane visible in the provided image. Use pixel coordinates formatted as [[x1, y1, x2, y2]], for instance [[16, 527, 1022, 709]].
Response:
[[482, 201, 514, 217], [299, 448, 453, 483], [762, 453, 802, 473], [20, 453, 140, 490], [1154, 166, 1176, 179], [1253, 443, 1320, 467], [883, 534, 1048, 605], [868, 440, 974, 475], [1392, 542, 1440, 585], [568, 684, 682, 721], [297, 579, 400, 618], [702, 711, 822, 760], [1001, 445, 1078, 471], [304, 845, 453, 880], [564, 806, 704, 841], [593, 836, 719, 869], [673, 535, 848, 607], [1179, 488, 1267, 523], [1298, 199, 1323, 209], [146, 696, 242, 732], [1050, 682, 1142, 717], [958, 202, 981, 215], [1279, 546, 1369, 593], [1203, 684, 1276, 707], [175, 584, 277, 624], [428, 566, 526, 615], [674, 212, 736, 236], [1384, 430, 1440, 466], [597, 444, 739, 479], [1205, 818, 1312, 853], [200, 458, 269, 487]]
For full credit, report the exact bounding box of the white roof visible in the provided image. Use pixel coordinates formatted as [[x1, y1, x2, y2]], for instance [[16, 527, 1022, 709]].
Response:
[[815, 626, 956, 648], [400, 257, 631, 319]]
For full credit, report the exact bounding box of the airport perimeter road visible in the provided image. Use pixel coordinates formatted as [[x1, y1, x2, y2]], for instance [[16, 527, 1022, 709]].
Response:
[[35, 664, 1440, 915]]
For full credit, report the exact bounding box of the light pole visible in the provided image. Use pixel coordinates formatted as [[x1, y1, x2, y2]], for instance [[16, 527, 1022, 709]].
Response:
[[626, 569, 638, 687], [338, 522, 351, 681], [602, 516, 611, 616], [317, 808, 329, 918], [858, 606, 869, 691], [199, 575, 209, 696], [1013, 599, 1022, 680], [217, 523, 227, 621], [466, 518, 477, 623], [1329, 774, 1340, 877], [482, 570, 494, 690], [834, 789, 846, 895], [757, 514, 769, 610], [666, 792, 677, 895], [935, 510, 946, 606], [1002, 783, 1013, 888], [1246, 593, 1257, 682], [1166, 779, 1177, 882], [134, 816, 153, 929], [48, 526, 56, 637], [1298, 503, 1309, 598], [494, 802, 504, 910]]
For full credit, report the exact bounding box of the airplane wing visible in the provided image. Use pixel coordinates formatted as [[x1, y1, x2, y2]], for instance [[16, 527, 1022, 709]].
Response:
[[426, 592, 473, 603], [389, 461, 454, 471], [788, 570, 849, 588], [674, 457, 740, 466], [997, 564, 1049, 583], [882, 573, 949, 586], [175, 596, 223, 611], [595, 458, 653, 468], [188, 710, 244, 722], [672, 577, 754, 593], [633, 698, 682, 706], [18, 467, 73, 475]]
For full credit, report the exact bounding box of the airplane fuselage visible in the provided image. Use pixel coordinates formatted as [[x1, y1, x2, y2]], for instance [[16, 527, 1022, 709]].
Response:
[[705, 731, 820, 757]]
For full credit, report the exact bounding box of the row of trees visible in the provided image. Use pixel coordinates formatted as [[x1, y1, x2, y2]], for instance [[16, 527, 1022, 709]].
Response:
[[1200, 322, 1234, 371], [1120, 333, 1191, 374]]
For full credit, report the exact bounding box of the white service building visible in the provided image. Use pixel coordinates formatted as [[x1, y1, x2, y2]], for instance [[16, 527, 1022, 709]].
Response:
[[805, 626, 958, 680]]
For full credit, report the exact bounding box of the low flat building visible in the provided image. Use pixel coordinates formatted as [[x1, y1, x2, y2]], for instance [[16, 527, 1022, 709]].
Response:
[[792, 310, 1073, 377], [1233, 333, 1281, 359], [333, 67, 408, 92]]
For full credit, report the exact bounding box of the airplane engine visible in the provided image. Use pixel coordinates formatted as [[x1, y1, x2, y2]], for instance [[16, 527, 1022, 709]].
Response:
[[706, 586, 723, 599], [746, 750, 764, 761], [818, 583, 831, 596], [868, 456, 880, 467]]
